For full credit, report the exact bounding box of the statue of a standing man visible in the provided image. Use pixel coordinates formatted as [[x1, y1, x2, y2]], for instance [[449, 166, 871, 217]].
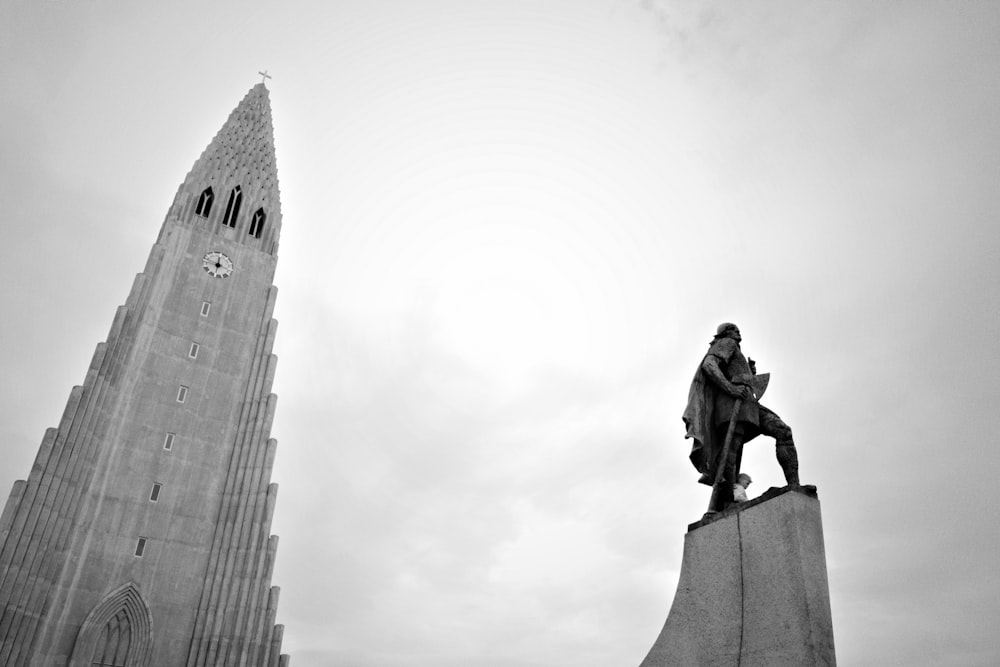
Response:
[[683, 323, 800, 512]]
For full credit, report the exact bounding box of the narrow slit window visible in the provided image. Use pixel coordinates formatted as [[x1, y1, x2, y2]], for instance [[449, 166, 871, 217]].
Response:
[[134, 537, 147, 557], [248, 208, 266, 239], [163, 432, 175, 451], [200, 301, 211, 317], [149, 483, 161, 502], [195, 187, 214, 217], [222, 186, 243, 228], [189, 342, 200, 359], [176, 385, 188, 403]]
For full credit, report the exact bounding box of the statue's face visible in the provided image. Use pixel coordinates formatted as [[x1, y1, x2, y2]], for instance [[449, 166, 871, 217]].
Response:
[[727, 325, 742, 343]]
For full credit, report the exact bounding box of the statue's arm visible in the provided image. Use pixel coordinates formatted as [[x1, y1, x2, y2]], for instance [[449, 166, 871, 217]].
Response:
[[702, 355, 752, 400]]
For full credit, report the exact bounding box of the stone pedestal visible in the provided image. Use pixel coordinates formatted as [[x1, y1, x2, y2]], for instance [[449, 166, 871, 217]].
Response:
[[640, 486, 835, 667]]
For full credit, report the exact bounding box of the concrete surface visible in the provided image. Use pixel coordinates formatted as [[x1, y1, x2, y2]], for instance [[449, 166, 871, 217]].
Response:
[[640, 486, 835, 666]]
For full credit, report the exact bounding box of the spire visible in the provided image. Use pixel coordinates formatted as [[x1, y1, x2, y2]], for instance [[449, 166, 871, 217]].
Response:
[[173, 83, 282, 252]]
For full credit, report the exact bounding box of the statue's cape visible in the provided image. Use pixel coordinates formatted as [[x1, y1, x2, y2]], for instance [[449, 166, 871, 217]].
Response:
[[683, 347, 762, 484], [683, 358, 719, 483]]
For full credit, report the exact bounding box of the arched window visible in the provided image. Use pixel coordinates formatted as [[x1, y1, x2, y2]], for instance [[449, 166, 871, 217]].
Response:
[[195, 187, 214, 217], [90, 609, 132, 666], [69, 582, 153, 667], [249, 208, 266, 239], [222, 186, 242, 228]]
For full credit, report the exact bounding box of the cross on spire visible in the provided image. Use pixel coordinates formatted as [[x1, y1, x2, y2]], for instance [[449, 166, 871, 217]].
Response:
[[258, 70, 272, 84]]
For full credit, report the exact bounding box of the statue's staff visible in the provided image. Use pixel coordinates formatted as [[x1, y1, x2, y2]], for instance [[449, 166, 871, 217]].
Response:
[[706, 373, 769, 513]]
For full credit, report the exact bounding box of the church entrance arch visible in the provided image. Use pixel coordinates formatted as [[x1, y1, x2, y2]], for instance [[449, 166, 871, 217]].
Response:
[[68, 582, 153, 667]]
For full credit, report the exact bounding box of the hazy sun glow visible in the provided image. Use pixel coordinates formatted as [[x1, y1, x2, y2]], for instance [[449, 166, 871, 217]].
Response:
[[428, 230, 599, 382]]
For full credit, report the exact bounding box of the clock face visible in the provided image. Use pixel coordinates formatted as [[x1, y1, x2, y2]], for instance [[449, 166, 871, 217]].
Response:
[[202, 251, 233, 278]]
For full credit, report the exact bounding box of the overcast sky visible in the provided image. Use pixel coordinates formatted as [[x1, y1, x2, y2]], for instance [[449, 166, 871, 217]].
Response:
[[2, 1, 999, 665]]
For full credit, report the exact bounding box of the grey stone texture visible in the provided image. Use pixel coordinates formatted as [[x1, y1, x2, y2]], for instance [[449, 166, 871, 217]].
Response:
[[0, 84, 290, 665], [640, 486, 835, 667]]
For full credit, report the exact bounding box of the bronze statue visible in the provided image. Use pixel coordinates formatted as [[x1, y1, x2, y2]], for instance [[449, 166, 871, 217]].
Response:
[[683, 323, 800, 513]]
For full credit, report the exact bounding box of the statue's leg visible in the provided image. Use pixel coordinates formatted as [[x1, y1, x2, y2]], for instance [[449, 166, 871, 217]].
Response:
[[734, 437, 745, 481], [709, 428, 742, 511], [724, 437, 743, 506], [759, 406, 799, 486], [725, 432, 741, 485], [776, 443, 799, 486]]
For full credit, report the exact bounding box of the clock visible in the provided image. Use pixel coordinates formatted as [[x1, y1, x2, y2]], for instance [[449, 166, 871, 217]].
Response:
[[202, 251, 233, 278]]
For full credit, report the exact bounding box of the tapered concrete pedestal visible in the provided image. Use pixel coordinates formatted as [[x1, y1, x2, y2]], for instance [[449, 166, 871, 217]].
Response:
[[640, 486, 835, 666]]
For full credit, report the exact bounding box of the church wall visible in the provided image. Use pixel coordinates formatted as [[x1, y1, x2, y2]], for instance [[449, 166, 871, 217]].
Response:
[[28, 217, 280, 663], [0, 83, 289, 666]]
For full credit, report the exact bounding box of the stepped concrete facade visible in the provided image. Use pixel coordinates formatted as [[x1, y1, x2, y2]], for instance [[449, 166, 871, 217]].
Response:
[[641, 486, 835, 667], [0, 84, 290, 666]]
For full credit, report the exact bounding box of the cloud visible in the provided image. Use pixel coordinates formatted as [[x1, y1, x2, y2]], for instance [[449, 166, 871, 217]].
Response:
[[4, 2, 1000, 665]]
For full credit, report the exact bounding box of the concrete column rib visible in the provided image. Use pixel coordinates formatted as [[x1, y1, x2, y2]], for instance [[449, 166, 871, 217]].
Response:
[[190, 341, 270, 664], [256, 586, 279, 667], [6, 308, 128, 662], [268, 624, 285, 667], [1, 247, 159, 662], [30, 305, 130, 575], [0, 384, 86, 660], [1, 397, 81, 659], [0, 428, 54, 579], [252, 551, 280, 667], [24, 296, 143, 651], [24, 428, 57, 489], [232, 501, 267, 663], [0, 425, 60, 584], [236, 482, 279, 663], [0, 482, 25, 549], [226, 396, 278, 663], [190, 306, 280, 666], [258, 584, 280, 667], [0, 383, 82, 577], [198, 390, 270, 662]]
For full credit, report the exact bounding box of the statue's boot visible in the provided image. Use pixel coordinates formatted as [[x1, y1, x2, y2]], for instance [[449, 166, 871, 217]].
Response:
[[776, 441, 800, 486]]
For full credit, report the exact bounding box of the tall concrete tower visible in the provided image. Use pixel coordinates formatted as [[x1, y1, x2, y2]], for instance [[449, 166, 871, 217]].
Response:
[[0, 83, 291, 666]]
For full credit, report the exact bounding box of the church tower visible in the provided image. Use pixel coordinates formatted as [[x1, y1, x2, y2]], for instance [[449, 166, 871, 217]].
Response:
[[0, 84, 291, 666]]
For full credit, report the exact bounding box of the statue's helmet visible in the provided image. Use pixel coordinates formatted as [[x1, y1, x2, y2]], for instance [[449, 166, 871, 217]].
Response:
[[738, 473, 752, 484], [716, 322, 738, 336]]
